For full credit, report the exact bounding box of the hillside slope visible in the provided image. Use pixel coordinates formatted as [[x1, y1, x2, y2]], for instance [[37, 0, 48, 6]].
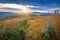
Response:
[[0, 14, 60, 40]]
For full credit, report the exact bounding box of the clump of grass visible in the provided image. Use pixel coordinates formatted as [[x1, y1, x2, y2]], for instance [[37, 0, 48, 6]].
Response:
[[40, 21, 54, 40], [3, 27, 25, 40]]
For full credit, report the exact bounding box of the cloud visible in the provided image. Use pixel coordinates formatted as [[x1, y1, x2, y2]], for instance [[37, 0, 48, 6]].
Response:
[[0, 3, 30, 10], [48, 8, 60, 13], [25, 5, 40, 8], [0, 3, 32, 13], [50, 8, 60, 10], [0, 3, 60, 14]]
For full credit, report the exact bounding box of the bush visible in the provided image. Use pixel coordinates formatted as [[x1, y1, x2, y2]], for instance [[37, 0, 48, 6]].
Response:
[[3, 27, 25, 40], [40, 21, 53, 40]]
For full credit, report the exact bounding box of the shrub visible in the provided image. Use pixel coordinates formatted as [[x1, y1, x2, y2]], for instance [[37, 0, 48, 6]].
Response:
[[3, 27, 25, 40], [40, 21, 53, 40]]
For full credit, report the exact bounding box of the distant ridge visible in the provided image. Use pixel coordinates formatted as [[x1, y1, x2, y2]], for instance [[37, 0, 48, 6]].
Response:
[[32, 12, 54, 16], [0, 12, 17, 18]]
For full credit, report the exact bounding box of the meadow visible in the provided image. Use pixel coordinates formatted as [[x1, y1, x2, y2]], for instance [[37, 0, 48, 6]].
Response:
[[0, 14, 60, 40]]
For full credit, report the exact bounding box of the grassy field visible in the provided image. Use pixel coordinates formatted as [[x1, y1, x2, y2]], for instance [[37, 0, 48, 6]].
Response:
[[0, 14, 60, 40]]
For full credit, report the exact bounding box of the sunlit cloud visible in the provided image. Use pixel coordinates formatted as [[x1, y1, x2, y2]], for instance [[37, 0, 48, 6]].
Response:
[[0, 3, 31, 13], [0, 3, 30, 10], [0, 3, 60, 14]]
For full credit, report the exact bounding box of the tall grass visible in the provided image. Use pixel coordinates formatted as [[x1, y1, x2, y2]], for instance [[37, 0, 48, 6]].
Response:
[[3, 27, 25, 40]]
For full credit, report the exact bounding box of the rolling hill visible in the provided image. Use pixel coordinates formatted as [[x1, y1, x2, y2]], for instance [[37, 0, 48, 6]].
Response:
[[0, 13, 60, 40]]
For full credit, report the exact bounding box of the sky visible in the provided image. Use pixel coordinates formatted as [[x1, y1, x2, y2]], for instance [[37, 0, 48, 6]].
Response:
[[0, 0, 60, 14]]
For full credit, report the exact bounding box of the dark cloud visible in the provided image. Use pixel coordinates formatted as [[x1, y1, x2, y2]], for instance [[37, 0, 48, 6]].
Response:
[[0, 0, 60, 4]]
